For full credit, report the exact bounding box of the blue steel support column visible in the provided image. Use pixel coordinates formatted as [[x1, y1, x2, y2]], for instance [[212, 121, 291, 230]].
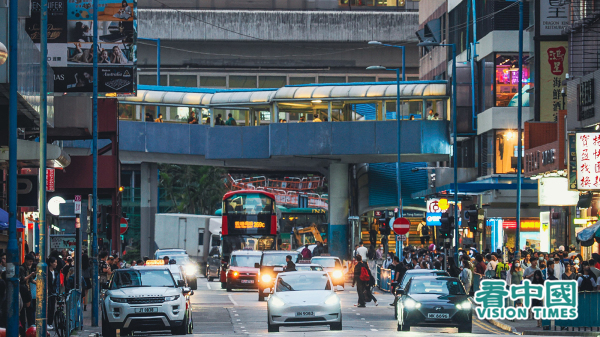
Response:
[[8, 0, 20, 335], [451, 44, 458, 261], [36, 0, 49, 335], [91, 0, 99, 326], [515, 0, 524, 257], [156, 38, 160, 116], [395, 67, 404, 258]]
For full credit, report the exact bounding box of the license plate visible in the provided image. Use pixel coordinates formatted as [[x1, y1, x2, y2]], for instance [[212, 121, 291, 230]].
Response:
[[274, 267, 283, 271], [241, 279, 254, 284], [296, 311, 314, 317], [134, 307, 159, 314], [427, 313, 449, 319]]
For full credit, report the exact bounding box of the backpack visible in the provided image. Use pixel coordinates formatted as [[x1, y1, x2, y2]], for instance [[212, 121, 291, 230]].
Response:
[[580, 275, 594, 291], [496, 262, 509, 280], [359, 266, 370, 282], [422, 224, 430, 236]]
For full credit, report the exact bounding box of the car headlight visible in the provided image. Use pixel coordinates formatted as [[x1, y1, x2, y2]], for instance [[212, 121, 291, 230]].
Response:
[[324, 295, 339, 306], [456, 301, 472, 310], [403, 298, 421, 310], [185, 264, 198, 275], [270, 296, 285, 307], [261, 274, 272, 283], [165, 295, 180, 301], [110, 297, 127, 303], [332, 270, 343, 279]]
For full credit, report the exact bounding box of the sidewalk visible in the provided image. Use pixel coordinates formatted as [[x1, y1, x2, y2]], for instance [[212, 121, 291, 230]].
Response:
[[73, 305, 101, 337], [488, 318, 600, 336]]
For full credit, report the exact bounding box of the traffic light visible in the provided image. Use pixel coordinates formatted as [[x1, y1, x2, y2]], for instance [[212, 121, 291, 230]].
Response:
[[105, 205, 113, 238], [465, 207, 479, 233], [440, 213, 454, 239]]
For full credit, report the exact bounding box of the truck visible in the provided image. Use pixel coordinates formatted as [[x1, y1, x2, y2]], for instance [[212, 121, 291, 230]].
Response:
[[154, 213, 221, 275]]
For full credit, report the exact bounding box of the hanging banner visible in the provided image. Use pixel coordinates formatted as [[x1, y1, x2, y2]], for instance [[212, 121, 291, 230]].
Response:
[[25, 0, 137, 95], [540, 41, 568, 122], [568, 133, 577, 190], [575, 132, 600, 190]]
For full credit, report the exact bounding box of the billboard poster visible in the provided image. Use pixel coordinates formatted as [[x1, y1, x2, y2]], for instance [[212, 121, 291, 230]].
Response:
[[540, 41, 568, 121], [25, 0, 137, 95], [539, 0, 569, 36], [575, 132, 600, 190]]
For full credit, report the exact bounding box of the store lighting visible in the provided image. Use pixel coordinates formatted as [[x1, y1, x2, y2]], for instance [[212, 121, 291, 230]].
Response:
[[505, 131, 515, 140], [311, 100, 322, 103], [595, 124, 599, 131]]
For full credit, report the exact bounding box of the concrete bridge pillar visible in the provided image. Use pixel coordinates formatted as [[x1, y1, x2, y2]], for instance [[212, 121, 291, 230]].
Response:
[[140, 162, 158, 259], [328, 163, 349, 259]]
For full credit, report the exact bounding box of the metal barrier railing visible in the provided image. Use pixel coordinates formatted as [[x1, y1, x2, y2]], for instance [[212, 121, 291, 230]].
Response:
[[542, 291, 600, 330], [66, 289, 82, 334]]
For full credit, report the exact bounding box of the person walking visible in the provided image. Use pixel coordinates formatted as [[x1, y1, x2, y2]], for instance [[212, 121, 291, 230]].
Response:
[[300, 244, 312, 260], [352, 255, 369, 307], [47, 256, 58, 331], [447, 257, 461, 278], [355, 241, 368, 262], [369, 221, 378, 248], [82, 253, 91, 311], [416, 218, 430, 247], [562, 263, 577, 280], [459, 259, 473, 295], [284, 255, 296, 272]]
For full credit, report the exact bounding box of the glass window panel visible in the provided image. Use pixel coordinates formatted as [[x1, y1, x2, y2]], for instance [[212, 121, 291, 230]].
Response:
[[144, 106, 157, 120], [118, 104, 135, 120], [201, 76, 226, 87], [495, 130, 519, 174], [139, 75, 167, 86], [289, 77, 315, 85], [170, 75, 197, 87], [259, 76, 286, 88], [229, 75, 257, 88], [494, 54, 530, 107], [348, 76, 376, 83], [319, 76, 346, 83]]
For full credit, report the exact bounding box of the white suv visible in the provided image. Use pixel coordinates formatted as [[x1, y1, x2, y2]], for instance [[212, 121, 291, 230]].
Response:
[[102, 266, 193, 336]]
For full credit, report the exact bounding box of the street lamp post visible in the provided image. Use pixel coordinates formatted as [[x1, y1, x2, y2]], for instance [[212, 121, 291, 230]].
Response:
[[368, 41, 406, 81], [367, 65, 402, 257], [418, 41, 458, 261]]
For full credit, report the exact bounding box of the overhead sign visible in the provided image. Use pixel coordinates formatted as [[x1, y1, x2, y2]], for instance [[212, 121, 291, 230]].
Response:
[[426, 199, 441, 213], [16, 175, 38, 207], [74, 195, 82, 214], [540, 0, 569, 36], [502, 219, 540, 231], [538, 177, 579, 206], [24, 0, 138, 95], [426, 212, 442, 227], [393, 217, 411, 235], [540, 41, 568, 121], [46, 168, 55, 192], [575, 133, 600, 190], [120, 217, 128, 234]]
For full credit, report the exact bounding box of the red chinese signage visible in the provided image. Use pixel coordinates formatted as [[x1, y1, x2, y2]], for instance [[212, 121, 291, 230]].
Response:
[[575, 132, 600, 190], [46, 168, 55, 192], [547, 46, 566, 76]]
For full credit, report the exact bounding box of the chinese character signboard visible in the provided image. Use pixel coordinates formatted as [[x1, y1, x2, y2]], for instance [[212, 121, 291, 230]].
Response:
[[578, 79, 595, 121], [568, 134, 577, 190], [575, 132, 600, 190], [540, 41, 568, 121], [25, 0, 137, 95], [540, 0, 569, 36], [46, 168, 55, 192], [474, 280, 578, 320]]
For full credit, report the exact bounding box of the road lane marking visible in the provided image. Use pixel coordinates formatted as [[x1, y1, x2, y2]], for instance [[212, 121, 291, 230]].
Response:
[[370, 329, 378, 331], [235, 314, 239, 316], [474, 320, 501, 334], [228, 295, 239, 306], [356, 313, 360, 315], [207, 282, 211, 290]]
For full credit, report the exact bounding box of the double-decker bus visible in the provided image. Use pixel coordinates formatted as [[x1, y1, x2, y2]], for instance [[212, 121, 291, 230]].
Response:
[[219, 190, 278, 288]]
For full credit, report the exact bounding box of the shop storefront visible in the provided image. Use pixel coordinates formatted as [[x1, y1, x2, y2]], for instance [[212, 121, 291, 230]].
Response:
[[488, 218, 541, 253]]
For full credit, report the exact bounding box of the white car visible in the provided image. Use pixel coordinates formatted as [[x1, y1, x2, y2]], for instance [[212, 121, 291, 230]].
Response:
[[102, 266, 193, 337], [267, 271, 342, 332]]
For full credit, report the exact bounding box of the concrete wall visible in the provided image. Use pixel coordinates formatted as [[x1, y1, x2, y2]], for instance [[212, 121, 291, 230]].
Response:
[[139, 10, 419, 42], [567, 68, 600, 130]]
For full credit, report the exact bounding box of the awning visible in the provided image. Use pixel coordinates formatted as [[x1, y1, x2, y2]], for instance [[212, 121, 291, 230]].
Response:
[[0, 208, 25, 229], [576, 221, 600, 247], [274, 82, 448, 101], [0, 139, 71, 169], [122, 89, 213, 107]]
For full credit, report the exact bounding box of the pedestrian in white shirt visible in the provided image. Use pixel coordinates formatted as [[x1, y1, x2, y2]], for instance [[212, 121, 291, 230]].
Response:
[[356, 242, 368, 262]]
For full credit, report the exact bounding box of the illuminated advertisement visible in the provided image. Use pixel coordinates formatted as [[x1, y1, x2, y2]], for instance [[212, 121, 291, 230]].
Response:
[[495, 54, 530, 107], [234, 221, 266, 229], [25, 0, 137, 95]]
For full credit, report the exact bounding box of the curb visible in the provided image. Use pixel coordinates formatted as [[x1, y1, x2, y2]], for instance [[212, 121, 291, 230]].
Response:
[[522, 330, 600, 336], [487, 319, 520, 335]]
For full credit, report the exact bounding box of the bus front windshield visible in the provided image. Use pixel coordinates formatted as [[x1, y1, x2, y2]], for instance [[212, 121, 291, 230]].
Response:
[[225, 194, 273, 215], [222, 235, 275, 256]]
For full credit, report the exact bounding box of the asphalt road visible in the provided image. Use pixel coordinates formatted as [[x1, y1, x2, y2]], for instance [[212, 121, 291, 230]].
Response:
[[186, 277, 513, 336]]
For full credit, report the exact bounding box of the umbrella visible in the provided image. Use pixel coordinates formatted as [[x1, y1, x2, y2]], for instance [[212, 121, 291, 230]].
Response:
[[0, 208, 25, 229], [576, 221, 600, 247]]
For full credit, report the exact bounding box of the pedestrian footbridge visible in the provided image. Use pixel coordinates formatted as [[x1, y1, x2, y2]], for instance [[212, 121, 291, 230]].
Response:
[[66, 81, 452, 171]]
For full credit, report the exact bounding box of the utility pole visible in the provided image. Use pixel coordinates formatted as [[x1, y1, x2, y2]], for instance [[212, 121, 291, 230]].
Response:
[[91, 0, 100, 326]]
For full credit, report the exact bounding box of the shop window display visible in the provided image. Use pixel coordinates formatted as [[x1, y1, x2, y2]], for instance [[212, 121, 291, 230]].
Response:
[[495, 54, 530, 107]]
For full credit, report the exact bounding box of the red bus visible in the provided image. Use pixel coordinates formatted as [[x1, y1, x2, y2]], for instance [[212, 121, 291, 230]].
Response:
[[219, 190, 278, 287]]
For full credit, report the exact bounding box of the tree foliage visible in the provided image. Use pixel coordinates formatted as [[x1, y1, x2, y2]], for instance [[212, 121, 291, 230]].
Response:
[[158, 164, 227, 215]]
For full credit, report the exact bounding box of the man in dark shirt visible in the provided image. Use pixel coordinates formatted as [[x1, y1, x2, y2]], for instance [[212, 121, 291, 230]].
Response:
[[394, 256, 407, 285], [352, 255, 368, 307], [474, 254, 486, 278], [285, 255, 296, 271]]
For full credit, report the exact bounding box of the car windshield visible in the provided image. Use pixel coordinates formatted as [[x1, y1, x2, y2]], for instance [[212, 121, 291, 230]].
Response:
[[171, 272, 182, 281], [401, 272, 446, 288], [262, 254, 293, 266], [296, 265, 324, 271], [111, 269, 175, 289], [407, 279, 466, 295], [276, 273, 331, 292], [311, 258, 339, 268], [230, 255, 261, 267], [172, 256, 191, 265]]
